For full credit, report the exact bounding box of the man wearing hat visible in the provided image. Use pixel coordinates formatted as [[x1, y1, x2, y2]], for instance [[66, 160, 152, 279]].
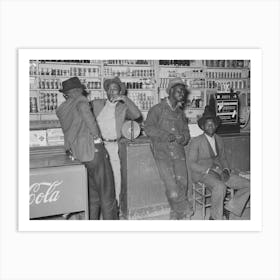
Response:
[[188, 106, 250, 220], [90, 76, 141, 204], [56, 77, 118, 220], [144, 77, 193, 220]]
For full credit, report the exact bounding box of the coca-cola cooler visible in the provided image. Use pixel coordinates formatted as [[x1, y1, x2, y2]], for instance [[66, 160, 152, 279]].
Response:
[[30, 159, 88, 219]]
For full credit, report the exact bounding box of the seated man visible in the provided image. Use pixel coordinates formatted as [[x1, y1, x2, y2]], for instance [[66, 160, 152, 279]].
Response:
[[188, 106, 250, 220]]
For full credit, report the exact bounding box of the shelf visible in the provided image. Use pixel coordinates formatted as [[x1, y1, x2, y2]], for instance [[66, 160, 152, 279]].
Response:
[[159, 87, 206, 90], [104, 76, 155, 79], [127, 88, 155, 91], [30, 74, 101, 79], [160, 77, 205, 79], [38, 61, 101, 66], [30, 119, 61, 130], [206, 66, 249, 70], [86, 89, 103, 91], [159, 65, 205, 68], [31, 88, 61, 91], [205, 78, 249, 80], [30, 112, 57, 115], [104, 64, 153, 67], [33, 88, 102, 91]]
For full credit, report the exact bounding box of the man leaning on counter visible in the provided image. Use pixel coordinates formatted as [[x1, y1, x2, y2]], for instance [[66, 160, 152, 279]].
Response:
[[56, 77, 118, 220]]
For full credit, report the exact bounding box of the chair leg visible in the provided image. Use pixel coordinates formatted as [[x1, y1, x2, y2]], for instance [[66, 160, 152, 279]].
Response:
[[192, 183, 196, 214], [202, 184, 206, 220]]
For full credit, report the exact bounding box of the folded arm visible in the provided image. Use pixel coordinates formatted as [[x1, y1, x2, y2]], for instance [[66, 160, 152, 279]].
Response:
[[124, 96, 141, 120], [76, 101, 100, 138]]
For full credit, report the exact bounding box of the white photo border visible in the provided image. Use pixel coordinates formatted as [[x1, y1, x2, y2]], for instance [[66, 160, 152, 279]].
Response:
[[19, 48, 262, 232]]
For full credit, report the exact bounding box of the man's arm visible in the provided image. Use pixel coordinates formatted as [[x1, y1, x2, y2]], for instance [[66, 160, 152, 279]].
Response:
[[76, 100, 100, 138], [144, 105, 172, 141], [188, 138, 210, 174], [179, 113, 191, 145], [120, 96, 141, 120], [217, 136, 230, 171]]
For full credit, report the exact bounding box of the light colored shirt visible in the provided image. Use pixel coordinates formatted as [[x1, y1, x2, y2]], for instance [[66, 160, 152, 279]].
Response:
[[96, 100, 117, 140], [205, 134, 217, 156]]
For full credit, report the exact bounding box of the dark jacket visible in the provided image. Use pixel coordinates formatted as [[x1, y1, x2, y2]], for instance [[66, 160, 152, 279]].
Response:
[[56, 94, 100, 162], [144, 99, 190, 160], [188, 133, 230, 182]]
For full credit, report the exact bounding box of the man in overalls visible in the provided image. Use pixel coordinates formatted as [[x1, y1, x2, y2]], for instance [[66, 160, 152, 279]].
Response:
[[145, 78, 193, 220]]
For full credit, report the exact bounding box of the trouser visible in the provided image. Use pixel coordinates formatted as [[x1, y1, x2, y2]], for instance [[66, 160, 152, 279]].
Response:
[[200, 173, 250, 219], [155, 158, 192, 220], [83, 143, 118, 220], [224, 174, 250, 217], [104, 142, 121, 203]]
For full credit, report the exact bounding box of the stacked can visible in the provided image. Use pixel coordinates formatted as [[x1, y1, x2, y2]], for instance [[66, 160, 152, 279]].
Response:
[[30, 97, 38, 113]]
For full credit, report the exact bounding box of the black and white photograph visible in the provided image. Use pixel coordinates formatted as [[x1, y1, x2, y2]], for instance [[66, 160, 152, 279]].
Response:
[[28, 58, 251, 221], [1, 1, 280, 280], [18, 48, 261, 231]]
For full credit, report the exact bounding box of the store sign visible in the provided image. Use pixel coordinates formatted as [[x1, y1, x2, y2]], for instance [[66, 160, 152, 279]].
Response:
[[29, 181, 62, 206], [30, 165, 87, 219], [216, 101, 239, 124]]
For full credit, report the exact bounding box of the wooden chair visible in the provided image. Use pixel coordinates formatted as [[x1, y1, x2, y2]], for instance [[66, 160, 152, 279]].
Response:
[[192, 182, 234, 220]]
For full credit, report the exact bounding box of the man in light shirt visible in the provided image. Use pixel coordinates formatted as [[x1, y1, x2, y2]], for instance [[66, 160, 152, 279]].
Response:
[[90, 77, 141, 207], [188, 106, 250, 220]]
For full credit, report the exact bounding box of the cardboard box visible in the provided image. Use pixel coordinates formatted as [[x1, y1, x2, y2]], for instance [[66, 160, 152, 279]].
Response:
[[30, 130, 47, 147], [47, 128, 64, 146]]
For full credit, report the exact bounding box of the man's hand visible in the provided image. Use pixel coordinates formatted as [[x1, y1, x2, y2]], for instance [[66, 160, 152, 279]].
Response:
[[208, 169, 222, 180], [221, 169, 230, 182], [207, 163, 223, 180], [167, 134, 177, 142], [174, 134, 185, 144], [111, 95, 127, 103]]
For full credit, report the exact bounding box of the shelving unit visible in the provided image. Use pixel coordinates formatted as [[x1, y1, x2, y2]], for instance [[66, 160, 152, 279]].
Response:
[[204, 60, 250, 107], [103, 60, 157, 119], [29, 59, 250, 146]]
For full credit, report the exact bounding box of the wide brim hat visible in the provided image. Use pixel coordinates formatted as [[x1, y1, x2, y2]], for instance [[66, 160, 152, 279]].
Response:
[[166, 77, 187, 95], [59, 77, 85, 93], [103, 76, 126, 95], [198, 105, 222, 130]]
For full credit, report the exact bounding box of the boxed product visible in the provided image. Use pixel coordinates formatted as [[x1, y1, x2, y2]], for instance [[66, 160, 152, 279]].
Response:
[[46, 128, 64, 146], [30, 130, 47, 147]]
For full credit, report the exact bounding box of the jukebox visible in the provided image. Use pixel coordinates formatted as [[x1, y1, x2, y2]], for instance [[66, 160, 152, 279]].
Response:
[[213, 91, 240, 134]]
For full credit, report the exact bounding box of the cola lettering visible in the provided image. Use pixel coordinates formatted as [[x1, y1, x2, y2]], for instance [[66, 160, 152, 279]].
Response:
[[29, 181, 62, 205]]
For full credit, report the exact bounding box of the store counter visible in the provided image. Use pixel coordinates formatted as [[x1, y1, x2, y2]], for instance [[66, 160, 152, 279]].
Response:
[[30, 150, 88, 219], [119, 132, 250, 219], [29, 131, 250, 220]]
